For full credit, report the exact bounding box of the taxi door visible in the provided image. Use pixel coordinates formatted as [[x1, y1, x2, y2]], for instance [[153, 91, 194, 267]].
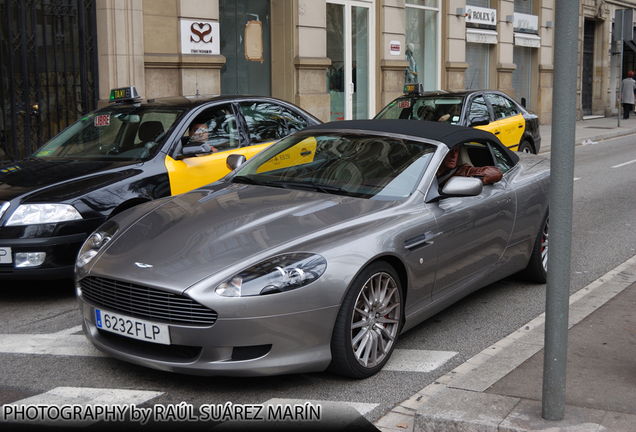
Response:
[[165, 104, 247, 195], [485, 93, 525, 151], [466, 94, 501, 139]]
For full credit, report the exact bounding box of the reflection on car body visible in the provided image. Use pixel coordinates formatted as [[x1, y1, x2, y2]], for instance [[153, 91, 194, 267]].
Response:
[[76, 120, 550, 379], [0, 86, 321, 279], [375, 84, 542, 154]]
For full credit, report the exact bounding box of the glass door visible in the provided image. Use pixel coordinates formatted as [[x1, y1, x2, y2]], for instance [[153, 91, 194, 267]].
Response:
[[327, 1, 375, 121]]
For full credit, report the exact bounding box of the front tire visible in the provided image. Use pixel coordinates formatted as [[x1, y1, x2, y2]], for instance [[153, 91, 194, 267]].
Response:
[[521, 212, 549, 283], [329, 262, 403, 379]]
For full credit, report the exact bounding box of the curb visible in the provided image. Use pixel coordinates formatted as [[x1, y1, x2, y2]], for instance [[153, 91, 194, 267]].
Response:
[[374, 254, 636, 432]]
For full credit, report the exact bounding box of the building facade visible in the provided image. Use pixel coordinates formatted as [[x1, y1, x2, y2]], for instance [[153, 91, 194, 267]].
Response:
[[2, 0, 636, 162]]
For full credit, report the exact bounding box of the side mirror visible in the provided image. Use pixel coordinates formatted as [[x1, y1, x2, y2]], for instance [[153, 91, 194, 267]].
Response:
[[226, 154, 247, 171], [441, 176, 483, 197], [469, 117, 490, 127]]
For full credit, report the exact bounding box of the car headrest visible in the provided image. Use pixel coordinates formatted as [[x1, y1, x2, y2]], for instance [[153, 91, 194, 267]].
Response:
[[138, 121, 164, 142]]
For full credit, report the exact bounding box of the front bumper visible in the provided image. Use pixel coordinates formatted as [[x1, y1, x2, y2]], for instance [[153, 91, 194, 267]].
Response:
[[77, 294, 340, 377], [0, 232, 88, 279]]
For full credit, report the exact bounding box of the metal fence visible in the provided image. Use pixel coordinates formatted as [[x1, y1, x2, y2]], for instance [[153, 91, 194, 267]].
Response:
[[0, 0, 98, 165]]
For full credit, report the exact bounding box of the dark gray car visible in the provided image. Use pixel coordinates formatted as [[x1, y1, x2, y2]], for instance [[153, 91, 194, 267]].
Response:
[[75, 120, 550, 379]]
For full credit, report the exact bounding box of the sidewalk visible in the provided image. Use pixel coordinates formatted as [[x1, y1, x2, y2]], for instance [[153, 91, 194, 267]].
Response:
[[538, 114, 636, 154], [375, 255, 636, 432], [374, 117, 636, 432]]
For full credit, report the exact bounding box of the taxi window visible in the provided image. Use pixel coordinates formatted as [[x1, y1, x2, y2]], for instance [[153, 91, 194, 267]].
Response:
[[279, 106, 308, 134], [184, 105, 239, 151], [34, 107, 186, 160], [468, 96, 492, 123], [376, 96, 462, 123], [240, 101, 289, 144], [486, 94, 518, 120]]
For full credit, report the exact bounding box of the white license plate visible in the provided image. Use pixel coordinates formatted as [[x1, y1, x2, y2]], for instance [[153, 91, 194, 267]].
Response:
[[0, 247, 12, 264], [95, 309, 170, 345]]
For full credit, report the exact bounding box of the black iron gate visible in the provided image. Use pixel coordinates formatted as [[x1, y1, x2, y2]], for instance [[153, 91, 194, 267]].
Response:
[[582, 20, 595, 116], [0, 0, 98, 164]]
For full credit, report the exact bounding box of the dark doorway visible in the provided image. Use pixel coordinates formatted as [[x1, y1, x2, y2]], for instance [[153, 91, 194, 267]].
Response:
[[581, 20, 595, 116], [220, 0, 271, 96], [0, 0, 99, 164]]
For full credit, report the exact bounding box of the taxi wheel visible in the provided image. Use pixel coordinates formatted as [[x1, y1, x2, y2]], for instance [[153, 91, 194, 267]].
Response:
[[518, 140, 534, 154], [329, 262, 402, 379]]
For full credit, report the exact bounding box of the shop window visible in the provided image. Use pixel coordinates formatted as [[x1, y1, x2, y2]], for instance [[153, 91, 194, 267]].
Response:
[[405, 1, 439, 90]]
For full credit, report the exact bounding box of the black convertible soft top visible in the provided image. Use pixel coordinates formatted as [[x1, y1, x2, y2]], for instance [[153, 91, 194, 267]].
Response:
[[303, 119, 520, 165]]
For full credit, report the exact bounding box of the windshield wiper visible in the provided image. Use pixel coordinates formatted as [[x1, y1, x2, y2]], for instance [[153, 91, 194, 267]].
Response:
[[270, 180, 351, 196], [231, 176, 270, 186]]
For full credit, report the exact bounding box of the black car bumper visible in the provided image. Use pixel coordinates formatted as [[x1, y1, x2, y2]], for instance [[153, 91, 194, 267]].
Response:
[[0, 232, 89, 280]]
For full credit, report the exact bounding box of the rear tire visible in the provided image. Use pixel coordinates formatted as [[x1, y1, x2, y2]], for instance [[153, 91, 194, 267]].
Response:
[[329, 262, 402, 379], [521, 212, 549, 283], [518, 140, 534, 154]]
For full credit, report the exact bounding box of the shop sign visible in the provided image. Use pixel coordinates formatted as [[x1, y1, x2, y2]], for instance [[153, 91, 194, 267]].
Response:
[[465, 6, 496, 26], [390, 40, 401, 56], [180, 19, 220, 55], [513, 13, 539, 34], [466, 29, 498, 45]]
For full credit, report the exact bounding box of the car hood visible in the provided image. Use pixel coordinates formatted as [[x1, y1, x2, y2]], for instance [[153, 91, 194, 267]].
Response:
[[91, 183, 399, 292], [0, 158, 143, 203]]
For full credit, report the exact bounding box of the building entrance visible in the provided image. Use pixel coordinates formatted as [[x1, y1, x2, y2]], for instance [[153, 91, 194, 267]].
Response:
[[326, 0, 375, 121]]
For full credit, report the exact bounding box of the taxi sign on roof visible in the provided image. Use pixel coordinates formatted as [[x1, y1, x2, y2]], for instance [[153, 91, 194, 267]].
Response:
[[404, 83, 423, 94], [109, 86, 140, 102]]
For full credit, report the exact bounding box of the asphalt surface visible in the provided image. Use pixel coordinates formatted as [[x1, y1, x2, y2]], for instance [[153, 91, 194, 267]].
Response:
[[374, 115, 636, 432]]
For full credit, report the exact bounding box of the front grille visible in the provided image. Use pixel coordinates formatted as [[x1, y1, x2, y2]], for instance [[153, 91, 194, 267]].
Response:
[[81, 276, 217, 326]]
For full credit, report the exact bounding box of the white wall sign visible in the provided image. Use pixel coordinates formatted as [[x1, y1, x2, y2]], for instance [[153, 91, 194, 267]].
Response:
[[390, 40, 401, 56], [180, 19, 220, 55], [465, 6, 497, 26], [513, 13, 539, 34]]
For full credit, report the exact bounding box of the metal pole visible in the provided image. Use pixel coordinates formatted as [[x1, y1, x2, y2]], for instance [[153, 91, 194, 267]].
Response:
[[619, 10, 624, 127], [541, 0, 579, 421]]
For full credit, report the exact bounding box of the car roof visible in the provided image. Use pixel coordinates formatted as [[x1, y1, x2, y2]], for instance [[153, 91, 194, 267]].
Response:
[[111, 94, 306, 109], [302, 119, 520, 163]]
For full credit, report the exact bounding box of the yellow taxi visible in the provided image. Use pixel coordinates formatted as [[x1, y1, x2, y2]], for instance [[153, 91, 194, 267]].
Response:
[[0, 87, 320, 279], [375, 84, 541, 154]]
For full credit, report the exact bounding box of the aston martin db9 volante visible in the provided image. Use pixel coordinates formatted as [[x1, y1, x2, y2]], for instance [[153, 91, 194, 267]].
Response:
[[76, 120, 550, 379]]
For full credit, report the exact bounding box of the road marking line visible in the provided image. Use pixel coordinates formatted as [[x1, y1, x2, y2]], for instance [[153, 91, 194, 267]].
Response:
[[262, 398, 378, 416], [0, 387, 163, 427], [54, 325, 83, 335], [383, 349, 457, 372], [573, 177, 580, 181], [0, 334, 105, 357], [612, 159, 636, 168]]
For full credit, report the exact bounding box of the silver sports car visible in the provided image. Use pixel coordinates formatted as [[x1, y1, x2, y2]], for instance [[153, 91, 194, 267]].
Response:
[[75, 120, 550, 379]]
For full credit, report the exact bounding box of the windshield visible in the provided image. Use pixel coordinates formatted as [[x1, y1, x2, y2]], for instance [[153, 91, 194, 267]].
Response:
[[231, 132, 436, 200], [375, 96, 464, 125], [33, 106, 187, 161]]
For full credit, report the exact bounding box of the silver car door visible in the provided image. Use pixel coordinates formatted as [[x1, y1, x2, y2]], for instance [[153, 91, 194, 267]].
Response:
[[431, 162, 515, 303]]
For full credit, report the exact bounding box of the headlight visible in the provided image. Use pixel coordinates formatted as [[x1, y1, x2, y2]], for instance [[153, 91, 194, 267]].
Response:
[[215, 253, 327, 297], [75, 221, 119, 274], [6, 204, 82, 225]]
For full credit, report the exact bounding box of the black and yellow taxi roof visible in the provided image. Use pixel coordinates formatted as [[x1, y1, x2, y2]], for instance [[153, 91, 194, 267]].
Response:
[[0, 86, 321, 279], [375, 83, 541, 154]]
